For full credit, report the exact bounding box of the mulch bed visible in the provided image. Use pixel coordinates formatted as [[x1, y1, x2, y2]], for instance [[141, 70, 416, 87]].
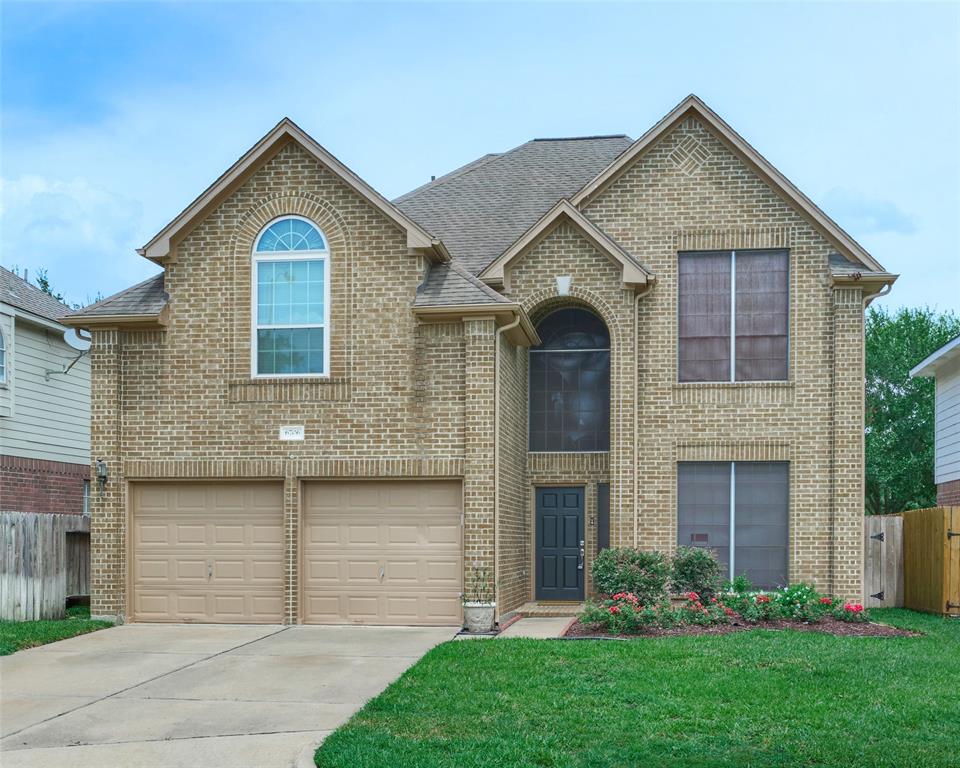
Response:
[[564, 616, 921, 639]]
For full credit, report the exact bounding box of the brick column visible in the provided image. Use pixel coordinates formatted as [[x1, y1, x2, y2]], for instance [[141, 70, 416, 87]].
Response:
[[89, 329, 124, 621], [283, 467, 300, 624], [463, 318, 496, 599], [831, 287, 865, 601]]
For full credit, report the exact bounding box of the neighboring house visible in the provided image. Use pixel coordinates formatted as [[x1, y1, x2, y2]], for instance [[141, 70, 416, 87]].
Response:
[[64, 95, 897, 626], [1, 267, 91, 515], [911, 336, 960, 505]]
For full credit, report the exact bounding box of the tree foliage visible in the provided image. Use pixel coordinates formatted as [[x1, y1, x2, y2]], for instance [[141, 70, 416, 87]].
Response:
[[865, 305, 960, 514]]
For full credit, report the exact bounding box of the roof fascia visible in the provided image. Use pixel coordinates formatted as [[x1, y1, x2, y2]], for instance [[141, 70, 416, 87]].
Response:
[[140, 119, 441, 263], [62, 308, 168, 330], [571, 95, 886, 274], [910, 335, 960, 378], [479, 200, 651, 291], [413, 303, 539, 346]]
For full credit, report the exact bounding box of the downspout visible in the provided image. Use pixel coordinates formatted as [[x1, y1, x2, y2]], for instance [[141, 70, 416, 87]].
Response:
[[632, 281, 655, 548], [493, 313, 522, 624]]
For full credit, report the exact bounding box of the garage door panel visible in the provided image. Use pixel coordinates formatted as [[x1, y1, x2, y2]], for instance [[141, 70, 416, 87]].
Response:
[[303, 481, 462, 625], [132, 482, 284, 623]]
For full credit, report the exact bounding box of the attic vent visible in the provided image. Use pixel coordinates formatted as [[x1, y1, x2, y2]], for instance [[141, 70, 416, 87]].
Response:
[[668, 135, 711, 177]]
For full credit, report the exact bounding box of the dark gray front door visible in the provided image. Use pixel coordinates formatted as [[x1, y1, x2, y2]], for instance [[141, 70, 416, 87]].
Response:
[[535, 487, 584, 601]]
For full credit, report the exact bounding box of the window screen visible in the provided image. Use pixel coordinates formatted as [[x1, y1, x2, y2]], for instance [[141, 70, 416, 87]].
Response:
[[678, 252, 731, 383], [677, 461, 789, 589], [677, 462, 731, 579], [734, 462, 789, 589], [735, 250, 789, 381], [678, 250, 788, 382], [529, 308, 610, 452]]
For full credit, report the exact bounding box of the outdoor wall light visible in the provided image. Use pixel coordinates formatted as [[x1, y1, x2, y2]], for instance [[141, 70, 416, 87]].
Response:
[[95, 459, 108, 494]]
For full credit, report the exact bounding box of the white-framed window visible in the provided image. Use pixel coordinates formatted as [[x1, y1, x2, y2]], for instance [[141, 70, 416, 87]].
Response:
[[251, 216, 329, 377], [0, 327, 6, 383]]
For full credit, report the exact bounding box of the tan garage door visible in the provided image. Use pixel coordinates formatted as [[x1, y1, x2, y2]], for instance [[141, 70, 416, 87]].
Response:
[[131, 482, 284, 623], [303, 480, 462, 625]]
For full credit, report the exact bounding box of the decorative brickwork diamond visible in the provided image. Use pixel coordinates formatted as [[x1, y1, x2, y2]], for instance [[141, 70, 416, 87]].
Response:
[[668, 135, 711, 176]]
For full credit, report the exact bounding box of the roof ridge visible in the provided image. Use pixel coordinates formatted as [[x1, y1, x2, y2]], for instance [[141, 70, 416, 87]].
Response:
[[532, 135, 629, 142], [393, 151, 505, 204]]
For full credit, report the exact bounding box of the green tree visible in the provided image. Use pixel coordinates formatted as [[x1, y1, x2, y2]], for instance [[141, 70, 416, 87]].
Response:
[[865, 306, 960, 514], [34, 268, 65, 303]]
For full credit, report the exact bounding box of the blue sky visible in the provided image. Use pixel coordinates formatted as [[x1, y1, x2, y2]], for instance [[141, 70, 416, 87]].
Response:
[[2, 1, 958, 312]]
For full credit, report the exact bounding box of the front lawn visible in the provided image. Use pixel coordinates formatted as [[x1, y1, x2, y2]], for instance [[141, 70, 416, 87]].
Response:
[[315, 610, 960, 768], [0, 605, 113, 655]]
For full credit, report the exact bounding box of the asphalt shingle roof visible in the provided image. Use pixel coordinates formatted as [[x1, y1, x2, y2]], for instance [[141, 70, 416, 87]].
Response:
[[65, 272, 167, 320], [415, 261, 513, 308], [395, 135, 633, 276], [828, 253, 895, 279], [0, 266, 74, 324]]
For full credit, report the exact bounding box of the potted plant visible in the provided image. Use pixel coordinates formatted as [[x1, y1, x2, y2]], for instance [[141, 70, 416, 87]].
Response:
[[462, 565, 495, 633]]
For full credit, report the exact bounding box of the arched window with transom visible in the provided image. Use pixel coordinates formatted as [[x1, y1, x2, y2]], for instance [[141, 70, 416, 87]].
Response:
[[528, 307, 610, 452], [252, 216, 329, 376]]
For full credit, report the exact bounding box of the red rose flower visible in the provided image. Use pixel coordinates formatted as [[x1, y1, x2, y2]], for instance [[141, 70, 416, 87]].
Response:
[[819, 597, 832, 605]]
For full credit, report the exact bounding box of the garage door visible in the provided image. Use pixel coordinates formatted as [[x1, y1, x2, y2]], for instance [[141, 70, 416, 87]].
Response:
[[303, 480, 462, 625], [131, 482, 284, 623]]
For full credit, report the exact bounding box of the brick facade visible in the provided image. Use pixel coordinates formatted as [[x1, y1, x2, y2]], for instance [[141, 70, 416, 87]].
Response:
[[86, 116, 873, 622], [939, 480, 960, 506], [0, 455, 88, 515]]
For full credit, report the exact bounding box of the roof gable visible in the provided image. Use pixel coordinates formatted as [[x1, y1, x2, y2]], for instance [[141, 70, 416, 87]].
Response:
[[572, 95, 887, 273], [479, 200, 652, 291], [140, 118, 443, 262]]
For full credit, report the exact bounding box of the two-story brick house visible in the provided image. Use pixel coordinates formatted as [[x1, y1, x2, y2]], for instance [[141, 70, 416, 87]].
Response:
[[65, 95, 896, 625]]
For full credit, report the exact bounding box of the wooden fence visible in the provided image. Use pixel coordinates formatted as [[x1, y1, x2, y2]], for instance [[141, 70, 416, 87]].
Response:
[[0, 512, 91, 621], [863, 514, 903, 608], [902, 506, 960, 616]]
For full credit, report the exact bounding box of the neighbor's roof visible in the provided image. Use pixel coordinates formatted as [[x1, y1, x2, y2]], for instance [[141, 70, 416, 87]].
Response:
[[63, 273, 167, 323], [910, 335, 960, 378], [395, 135, 633, 275], [415, 260, 513, 308], [0, 266, 73, 325]]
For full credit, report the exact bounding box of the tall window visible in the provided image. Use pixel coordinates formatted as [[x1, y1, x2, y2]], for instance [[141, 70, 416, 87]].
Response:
[[677, 461, 789, 589], [678, 249, 788, 382], [529, 307, 610, 452], [0, 328, 6, 383], [252, 216, 328, 376]]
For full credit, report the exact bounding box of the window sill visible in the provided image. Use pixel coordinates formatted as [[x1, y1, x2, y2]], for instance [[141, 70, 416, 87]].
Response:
[[228, 377, 351, 403], [672, 380, 794, 405]]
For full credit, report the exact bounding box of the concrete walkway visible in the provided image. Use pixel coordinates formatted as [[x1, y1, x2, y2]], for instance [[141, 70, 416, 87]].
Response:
[[497, 617, 573, 638], [0, 623, 455, 767]]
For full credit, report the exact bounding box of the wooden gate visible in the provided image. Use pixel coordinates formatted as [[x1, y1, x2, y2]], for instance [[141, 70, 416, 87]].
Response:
[[863, 514, 903, 608], [902, 506, 960, 616]]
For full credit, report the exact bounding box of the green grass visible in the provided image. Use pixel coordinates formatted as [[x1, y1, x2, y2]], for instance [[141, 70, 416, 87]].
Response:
[[0, 605, 113, 655], [315, 610, 960, 768]]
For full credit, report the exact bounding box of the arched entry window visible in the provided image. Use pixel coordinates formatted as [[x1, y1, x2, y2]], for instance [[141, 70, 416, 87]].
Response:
[[529, 307, 610, 452]]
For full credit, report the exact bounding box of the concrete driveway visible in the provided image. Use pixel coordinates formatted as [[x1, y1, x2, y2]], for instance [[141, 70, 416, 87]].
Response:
[[0, 623, 455, 767]]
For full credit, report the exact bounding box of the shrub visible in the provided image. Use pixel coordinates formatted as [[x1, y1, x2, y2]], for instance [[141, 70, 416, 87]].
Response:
[[834, 602, 869, 623], [671, 547, 723, 599], [591, 548, 670, 605], [580, 592, 662, 634], [723, 592, 780, 623], [725, 574, 754, 594], [774, 583, 831, 622], [678, 592, 733, 626]]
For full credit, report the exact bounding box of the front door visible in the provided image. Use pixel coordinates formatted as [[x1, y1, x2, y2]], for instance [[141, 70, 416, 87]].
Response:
[[535, 487, 584, 601]]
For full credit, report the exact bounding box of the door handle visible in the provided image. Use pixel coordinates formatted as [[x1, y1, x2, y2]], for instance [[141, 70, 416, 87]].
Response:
[[207, 561, 213, 581], [578, 540, 585, 571], [378, 566, 385, 582]]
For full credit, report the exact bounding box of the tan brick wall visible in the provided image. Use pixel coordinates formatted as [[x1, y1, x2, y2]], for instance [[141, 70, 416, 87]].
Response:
[[496, 116, 866, 601], [88, 142, 473, 621]]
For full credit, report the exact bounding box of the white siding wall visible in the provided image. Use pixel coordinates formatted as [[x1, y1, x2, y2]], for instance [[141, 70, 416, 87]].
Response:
[[935, 357, 960, 484], [0, 315, 90, 465]]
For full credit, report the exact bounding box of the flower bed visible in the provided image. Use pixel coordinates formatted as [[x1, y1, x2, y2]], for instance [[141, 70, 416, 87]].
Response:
[[574, 585, 918, 639]]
